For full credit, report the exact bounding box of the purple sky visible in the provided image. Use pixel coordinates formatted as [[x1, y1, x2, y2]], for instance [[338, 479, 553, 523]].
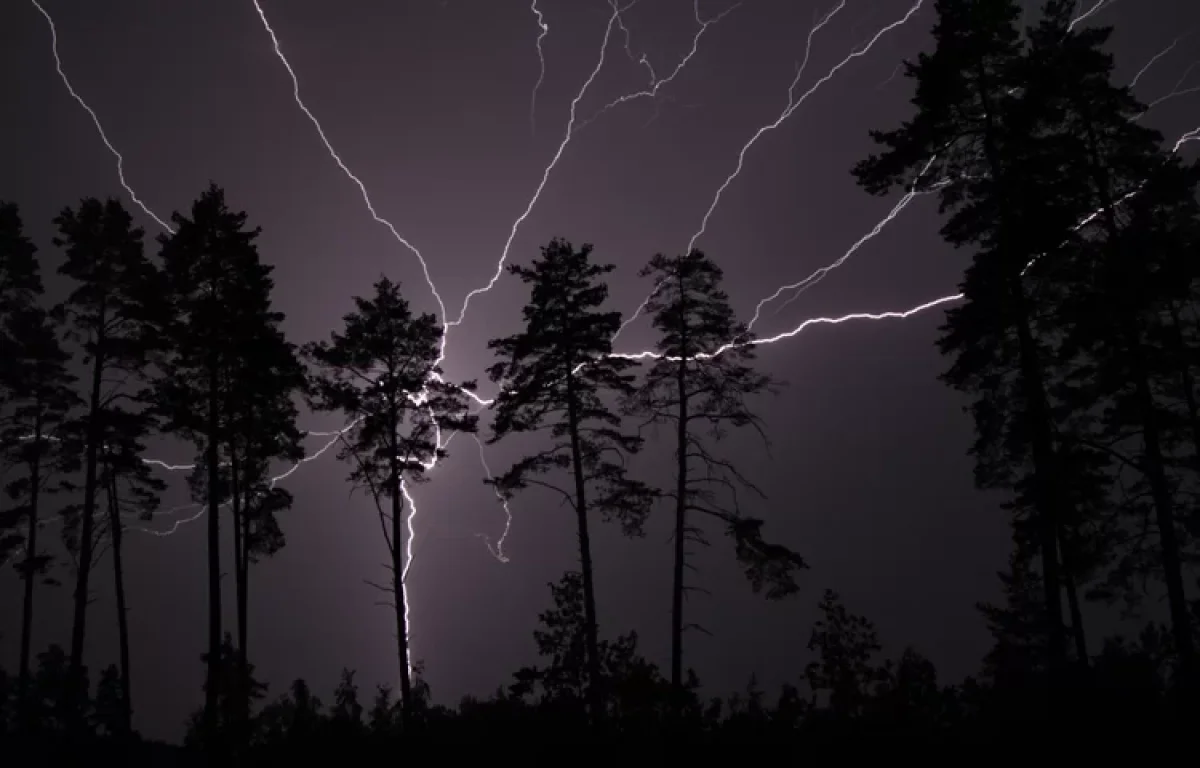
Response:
[[2, 0, 1197, 742]]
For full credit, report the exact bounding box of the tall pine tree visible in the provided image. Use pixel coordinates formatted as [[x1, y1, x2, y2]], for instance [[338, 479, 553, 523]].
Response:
[[486, 238, 655, 724], [851, 0, 1103, 686], [55, 197, 160, 729], [623, 250, 807, 718], [305, 276, 477, 726], [0, 202, 80, 729], [156, 183, 277, 747]]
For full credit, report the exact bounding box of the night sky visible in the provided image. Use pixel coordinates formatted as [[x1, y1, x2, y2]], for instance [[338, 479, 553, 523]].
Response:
[[2, 0, 1197, 742]]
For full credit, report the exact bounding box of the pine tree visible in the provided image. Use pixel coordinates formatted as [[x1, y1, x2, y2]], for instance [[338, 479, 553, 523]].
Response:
[[1024, 3, 1200, 694], [55, 197, 160, 728], [156, 183, 273, 748], [0, 202, 80, 730], [623, 249, 806, 718], [304, 276, 477, 725], [222, 269, 306, 740], [851, 0, 1103, 685], [485, 238, 655, 724], [97, 408, 165, 735]]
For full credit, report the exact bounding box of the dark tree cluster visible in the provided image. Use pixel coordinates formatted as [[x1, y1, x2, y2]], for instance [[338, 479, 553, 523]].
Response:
[[2, 0, 1199, 759]]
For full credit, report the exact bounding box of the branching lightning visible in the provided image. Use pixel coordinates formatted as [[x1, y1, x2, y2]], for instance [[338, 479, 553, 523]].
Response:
[[28, 0, 1199, 694], [447, 0, 629, 331], [574, 0, 739, 133], [529, 0, 550, 133], [614, 0, 926, 342]]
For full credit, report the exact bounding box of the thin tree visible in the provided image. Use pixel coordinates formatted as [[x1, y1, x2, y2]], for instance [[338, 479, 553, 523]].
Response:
[[55, 197, 160, 727], [97, 408, 165, 735], [623, 250, 807, 717], [0, 202, 80, 729], [223, 269, 306, 741], [156, 183, 270, 747], [486, 238, 655, 724], [305, 276, 477, 725]]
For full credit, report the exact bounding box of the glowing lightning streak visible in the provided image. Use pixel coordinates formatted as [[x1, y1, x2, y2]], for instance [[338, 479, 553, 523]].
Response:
[[529, 0, 550, 133], [249, 0, 447, 326], [615, 0, 926, 342], [448, 0, 629, 330], [1130, 33, 1188, 88], [1067, 0, 1117, 33], [748, 155, 946, 329], [29, 0, 173, 233], [474, 434, 512, 563], [574, 0, 740, 133]]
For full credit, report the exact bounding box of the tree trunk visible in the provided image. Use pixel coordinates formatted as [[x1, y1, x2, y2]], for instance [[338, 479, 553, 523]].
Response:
[[671, 272, 689, 721], [106, 472, 133, 734], [1013, 310, 1069, 676], [70, 331, 105, 731], [1079, 110, 1197, 694], [1058, 528, 1088, 666], [565, 372, 603, 725], [17, 414, 42, 729], [203, 354, 222, 750], [1131, 353, 1196, 689], [388, 402, 413, 727], [228, 447, 251, 749], [973, 65, 1068, 680]]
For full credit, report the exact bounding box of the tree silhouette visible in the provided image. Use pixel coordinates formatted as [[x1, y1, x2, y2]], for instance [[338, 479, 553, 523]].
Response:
[[97, 408, 165, 736], [623, 249, 806, 717], [851, 0, 1106, 687], [156, 183, 271, 748], [486, 238, 655, 723], [220, 258, 306, 738], [0, 202, 80, 730], [55, 197, 160, 729], [804, 589, 888, 721], [1024, 3, 1200, 692], [304, 276, 477, 725]]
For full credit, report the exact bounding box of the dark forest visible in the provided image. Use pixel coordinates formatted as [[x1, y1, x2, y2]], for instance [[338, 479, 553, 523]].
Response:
[[3, 0, 1200, 761]]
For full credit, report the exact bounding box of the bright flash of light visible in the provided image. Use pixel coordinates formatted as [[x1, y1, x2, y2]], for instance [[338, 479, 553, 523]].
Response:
[[29, 0, 173, 233], [529, 0, 550, 133], [614, 0, 926, 342]]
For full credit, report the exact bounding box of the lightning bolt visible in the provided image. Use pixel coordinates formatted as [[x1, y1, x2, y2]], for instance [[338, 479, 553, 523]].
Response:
[[529, 0, 550, 133], [474, 434, 513, 563], [574, 0, 739, 133], [249, 0, 448, 326], [614, 0, 926, 342], [747, 155, 948, 330], [1130, 32, 1190, 88], [1068, 0, 1117, 33], [29, 0, 173, 233], [447, 0, 629, 331]]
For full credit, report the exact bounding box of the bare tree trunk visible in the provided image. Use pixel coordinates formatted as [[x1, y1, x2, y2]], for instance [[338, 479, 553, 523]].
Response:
[[17, 414, 42, 729], [106, 472, 133, 734], [1058, 528, 1088, 666], [671, 282, 689, 721], [70, 333, 105, 732], [203, 355, 222, 752], [565, 372, 603, 725]]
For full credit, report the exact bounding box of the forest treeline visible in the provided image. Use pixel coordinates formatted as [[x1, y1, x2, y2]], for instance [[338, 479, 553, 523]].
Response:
[[2, 0, 1200, 757]]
